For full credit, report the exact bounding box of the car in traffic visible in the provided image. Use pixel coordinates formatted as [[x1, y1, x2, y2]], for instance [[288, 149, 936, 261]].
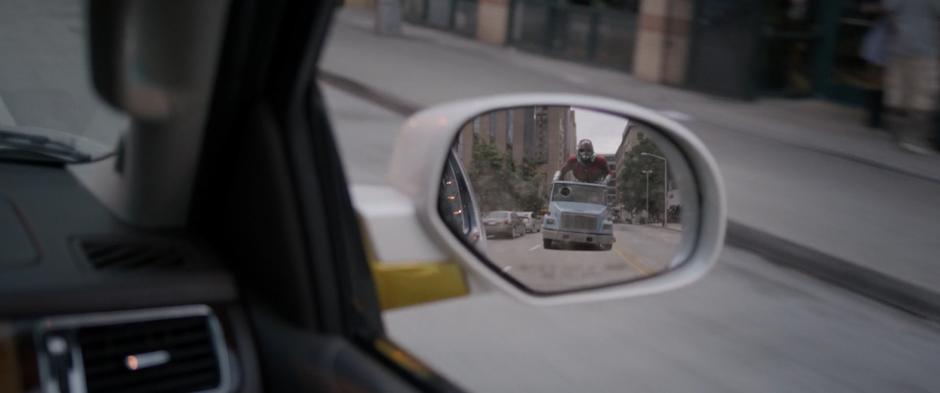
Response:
[[483, 210, 526, 238], [518, 211, 541, 233], [541, 181, 616, 250]]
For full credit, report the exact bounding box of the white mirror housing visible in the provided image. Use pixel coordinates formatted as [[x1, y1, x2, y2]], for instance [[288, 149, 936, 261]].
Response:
[[385, 94, 726, 306]]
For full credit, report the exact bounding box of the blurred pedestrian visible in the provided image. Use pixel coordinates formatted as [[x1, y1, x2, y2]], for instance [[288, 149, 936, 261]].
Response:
[[858, 9, 888, 128], [875, 0, 940, 154]]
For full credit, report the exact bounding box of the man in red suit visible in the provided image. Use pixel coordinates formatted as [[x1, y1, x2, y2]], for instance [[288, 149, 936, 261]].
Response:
[[557, 139, 611, 184]]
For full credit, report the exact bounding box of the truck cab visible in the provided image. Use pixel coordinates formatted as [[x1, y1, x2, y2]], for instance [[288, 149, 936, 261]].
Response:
[[541, 180, 615, 250]]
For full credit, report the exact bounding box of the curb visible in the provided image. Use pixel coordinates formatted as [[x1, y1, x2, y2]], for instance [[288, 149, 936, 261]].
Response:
[[319, 70, 421, 114], [319, 70, 940, 322], [726, 220, 940, 322], [332, 11, 940, 185]]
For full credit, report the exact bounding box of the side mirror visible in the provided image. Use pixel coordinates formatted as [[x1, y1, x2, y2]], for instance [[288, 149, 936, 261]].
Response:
[[385, 94, 725, 306]]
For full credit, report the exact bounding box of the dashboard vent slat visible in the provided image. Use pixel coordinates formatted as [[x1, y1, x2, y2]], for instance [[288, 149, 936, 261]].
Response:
[[76, 316, 222, 393], [77, 237, 191, 271]]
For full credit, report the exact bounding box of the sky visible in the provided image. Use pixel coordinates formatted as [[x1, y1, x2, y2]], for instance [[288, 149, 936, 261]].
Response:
[[572, 108, 629, 155]]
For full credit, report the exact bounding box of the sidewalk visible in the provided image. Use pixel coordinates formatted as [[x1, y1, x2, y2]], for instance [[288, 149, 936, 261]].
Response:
[[332, 8, 940, 183], [322, 8, 940, 315]]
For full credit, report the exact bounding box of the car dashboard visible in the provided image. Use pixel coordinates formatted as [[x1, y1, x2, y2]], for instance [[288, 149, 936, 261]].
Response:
[[0, 161, 257, 392]]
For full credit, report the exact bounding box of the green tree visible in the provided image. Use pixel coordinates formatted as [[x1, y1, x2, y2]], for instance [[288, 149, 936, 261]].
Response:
[[468, 142, 517, 212], [618, 135, 669, 222], [467, 144, 549, 214], [513, 158, 547, 214]]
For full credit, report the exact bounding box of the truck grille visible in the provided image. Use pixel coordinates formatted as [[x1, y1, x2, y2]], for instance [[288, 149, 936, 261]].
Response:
[[560, 213, 598, 232]]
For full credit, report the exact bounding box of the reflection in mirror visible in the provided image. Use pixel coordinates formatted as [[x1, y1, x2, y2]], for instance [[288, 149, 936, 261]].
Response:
[[441, 106, 691, 293], [439, 152, 484, 248]]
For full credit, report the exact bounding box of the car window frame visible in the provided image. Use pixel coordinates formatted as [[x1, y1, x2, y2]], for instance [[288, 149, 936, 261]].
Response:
[[191, 0, 468, 391]]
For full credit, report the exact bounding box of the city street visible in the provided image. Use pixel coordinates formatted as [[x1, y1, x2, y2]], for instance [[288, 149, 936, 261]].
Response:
[[385, 248, 940, 393], [485, 225, 680, 292], [321, 9, 940, 295], [3, 2, 940, 392], [322, 83, 940, 393]]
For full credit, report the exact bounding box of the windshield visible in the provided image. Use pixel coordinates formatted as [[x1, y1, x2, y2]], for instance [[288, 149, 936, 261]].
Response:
[[552, 183, 607, 205], [0, 1, 127, 163], [484, 211, 511, 219]]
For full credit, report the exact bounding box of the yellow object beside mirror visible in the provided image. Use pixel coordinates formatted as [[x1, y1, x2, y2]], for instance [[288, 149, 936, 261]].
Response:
[[360, 220, 469, 310]]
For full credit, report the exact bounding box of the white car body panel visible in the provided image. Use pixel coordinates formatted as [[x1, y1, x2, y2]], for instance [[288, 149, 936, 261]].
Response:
[[350, 184, 448, 264]]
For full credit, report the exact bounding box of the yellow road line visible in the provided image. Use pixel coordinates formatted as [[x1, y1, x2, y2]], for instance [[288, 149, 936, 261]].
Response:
[[613, 247, 651, 276]]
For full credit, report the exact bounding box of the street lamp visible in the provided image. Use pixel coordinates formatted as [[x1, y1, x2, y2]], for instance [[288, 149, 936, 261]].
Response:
[[641, 152, 667, 227], [641, 169, 652, 224]]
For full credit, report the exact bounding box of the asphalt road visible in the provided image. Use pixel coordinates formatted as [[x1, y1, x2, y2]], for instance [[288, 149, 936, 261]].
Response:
[[385, 246, 940, 393], [485, 225, 680, 292], [322, 84, 940, 393], [321, 10, 940, 293]]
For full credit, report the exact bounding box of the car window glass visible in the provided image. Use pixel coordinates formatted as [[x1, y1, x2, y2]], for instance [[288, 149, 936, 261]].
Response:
[[0, 1, 128, 161]]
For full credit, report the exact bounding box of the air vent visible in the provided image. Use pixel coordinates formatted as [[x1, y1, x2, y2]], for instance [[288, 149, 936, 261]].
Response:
[[36, 306, 230, 393], [78, 237, 191, 270], [78, 316, 221, 393]]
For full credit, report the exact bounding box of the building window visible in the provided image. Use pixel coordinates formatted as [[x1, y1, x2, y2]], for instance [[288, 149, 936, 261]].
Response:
[[507, 111, 514, 151], [488, 112, 496, 141]]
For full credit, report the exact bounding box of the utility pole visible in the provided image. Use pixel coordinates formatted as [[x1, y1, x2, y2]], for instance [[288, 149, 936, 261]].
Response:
[[642, 169, 652, 224], [641, 153, 667, 227]]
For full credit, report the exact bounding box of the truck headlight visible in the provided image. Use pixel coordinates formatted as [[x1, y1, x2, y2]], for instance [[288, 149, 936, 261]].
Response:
[[603, 223, 612, 230], [545, 218, 556, 225]]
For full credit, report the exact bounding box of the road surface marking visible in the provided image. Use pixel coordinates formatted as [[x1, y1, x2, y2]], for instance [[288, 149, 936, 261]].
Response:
[[613, 248, 650, 275], [529, 244, 542, 251]]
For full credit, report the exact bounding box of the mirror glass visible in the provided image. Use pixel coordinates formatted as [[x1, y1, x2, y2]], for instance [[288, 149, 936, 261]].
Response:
[[439, 106, 695, 293]]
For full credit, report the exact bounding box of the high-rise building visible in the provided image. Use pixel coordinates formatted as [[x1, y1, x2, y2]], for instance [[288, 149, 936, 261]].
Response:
[[542, 106, 577, 185], [613, 123, 641, 176], [457, 106, 577, 186], [612, 122, 678, 222]]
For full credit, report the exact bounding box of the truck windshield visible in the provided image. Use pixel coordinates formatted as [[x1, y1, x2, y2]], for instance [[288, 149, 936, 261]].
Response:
[[484, 211, 511, 219], [552, 184, 607, 205]]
